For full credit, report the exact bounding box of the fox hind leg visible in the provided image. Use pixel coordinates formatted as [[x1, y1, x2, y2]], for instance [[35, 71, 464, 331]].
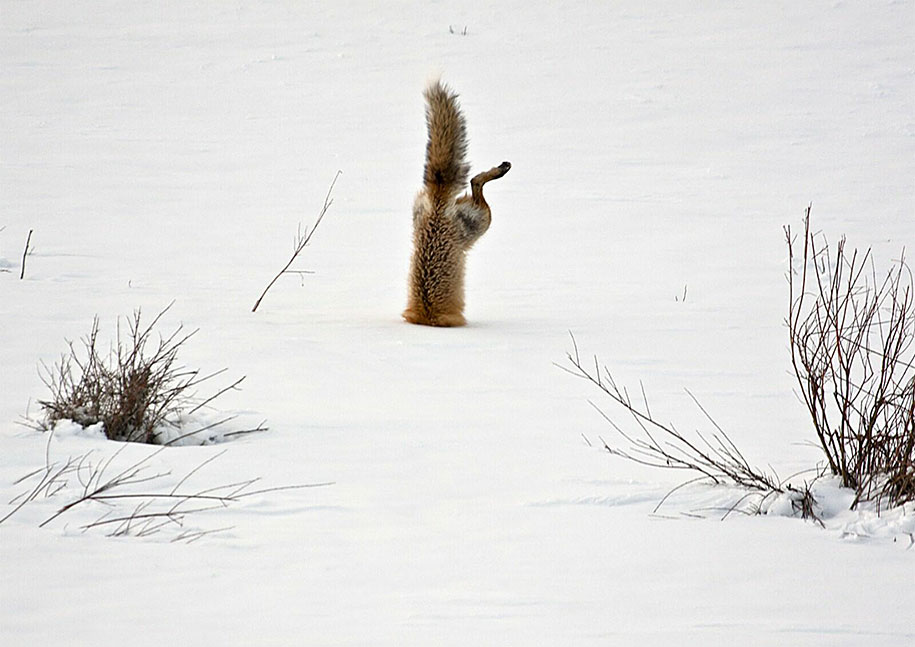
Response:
[[473, 161, 511, 185], [453, 161, 511, 247]]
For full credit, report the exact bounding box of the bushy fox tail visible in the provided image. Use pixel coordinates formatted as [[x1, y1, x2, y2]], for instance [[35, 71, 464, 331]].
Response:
[[422, 81, 469, 202]]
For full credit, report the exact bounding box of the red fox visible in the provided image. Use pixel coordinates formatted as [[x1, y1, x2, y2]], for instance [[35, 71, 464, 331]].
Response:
[[403, 81, 511, 327]]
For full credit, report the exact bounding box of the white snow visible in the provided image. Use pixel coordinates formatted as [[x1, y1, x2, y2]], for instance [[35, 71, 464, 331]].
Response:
[[2, 1, 913, 645]]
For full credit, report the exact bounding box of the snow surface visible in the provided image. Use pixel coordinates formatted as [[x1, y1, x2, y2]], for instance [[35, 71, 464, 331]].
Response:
[[2, 1, 914, 645]]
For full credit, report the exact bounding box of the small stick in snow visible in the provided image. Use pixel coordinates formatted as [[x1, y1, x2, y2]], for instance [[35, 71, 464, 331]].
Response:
[[20, 229, 33, 280], [252, 171, 341, 313]]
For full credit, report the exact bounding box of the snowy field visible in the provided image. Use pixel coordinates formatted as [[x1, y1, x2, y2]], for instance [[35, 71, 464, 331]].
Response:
[[2, 1, 913, 644]]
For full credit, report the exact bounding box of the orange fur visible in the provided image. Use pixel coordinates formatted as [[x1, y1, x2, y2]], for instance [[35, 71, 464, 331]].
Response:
[[403, 81, 510, 327]]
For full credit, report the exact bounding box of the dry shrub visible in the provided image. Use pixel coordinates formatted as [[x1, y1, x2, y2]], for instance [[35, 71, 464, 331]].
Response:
[[565, 207, 913, 521], [787, 207, 914, 509], [38, 305, 261, 445]]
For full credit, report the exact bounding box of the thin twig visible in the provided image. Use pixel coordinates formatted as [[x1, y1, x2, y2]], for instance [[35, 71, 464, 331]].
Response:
[[19, 229, 33, 279], [252, 170, 342, 312]]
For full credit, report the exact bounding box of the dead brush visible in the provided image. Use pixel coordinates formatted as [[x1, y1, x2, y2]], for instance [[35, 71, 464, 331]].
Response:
[[1, 434, 333, 540], [558, 335, 821, 521], [787, 206, 915, 510], [38, 304, 264, 445], [562, 207, 914, 524]]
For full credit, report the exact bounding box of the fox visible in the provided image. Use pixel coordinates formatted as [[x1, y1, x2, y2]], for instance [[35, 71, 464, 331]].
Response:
[[402, 80, 511, 327]]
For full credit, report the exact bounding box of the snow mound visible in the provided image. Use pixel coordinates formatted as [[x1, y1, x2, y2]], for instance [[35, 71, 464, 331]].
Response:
[[765, 477, 915, 545]]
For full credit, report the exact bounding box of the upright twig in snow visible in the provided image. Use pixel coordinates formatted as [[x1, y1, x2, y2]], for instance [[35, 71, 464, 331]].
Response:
[[20, 229, 33, 280], [252, 171, 342, 313]]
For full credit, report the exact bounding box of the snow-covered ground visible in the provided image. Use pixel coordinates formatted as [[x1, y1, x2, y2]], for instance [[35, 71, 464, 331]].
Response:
[[2, 1, 913, 645]]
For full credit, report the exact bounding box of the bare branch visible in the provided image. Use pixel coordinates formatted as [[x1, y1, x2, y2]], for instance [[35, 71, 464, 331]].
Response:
[[252, 170, 342, 312], [3, 444, 332, 541], [19, 229, 33, 280], [563, 335, 785, 516]]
